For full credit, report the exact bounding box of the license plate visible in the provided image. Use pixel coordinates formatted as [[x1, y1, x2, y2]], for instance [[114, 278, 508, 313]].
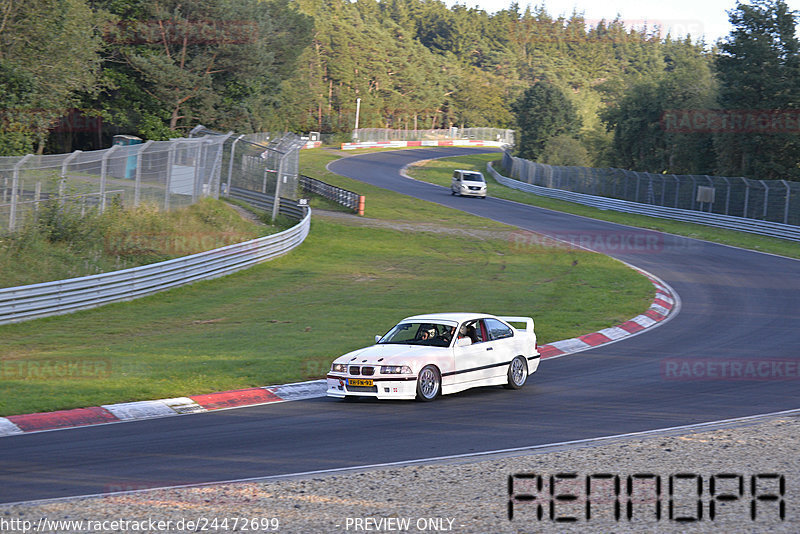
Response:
[[348, 378, 373, 387]]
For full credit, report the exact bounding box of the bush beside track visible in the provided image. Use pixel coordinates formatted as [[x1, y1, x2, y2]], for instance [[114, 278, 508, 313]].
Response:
[[0, 149, 654, 416]]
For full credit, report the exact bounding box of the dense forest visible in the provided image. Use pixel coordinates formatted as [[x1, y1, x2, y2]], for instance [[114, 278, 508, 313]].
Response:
[[1, 0, 798, 179]]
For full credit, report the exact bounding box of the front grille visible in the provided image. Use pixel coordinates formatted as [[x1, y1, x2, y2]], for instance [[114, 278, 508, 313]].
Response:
[[349, 366, 360, 375], [346, 385, 378, 393], [469, 186, 481, 191], [362, 366, 375, 376]]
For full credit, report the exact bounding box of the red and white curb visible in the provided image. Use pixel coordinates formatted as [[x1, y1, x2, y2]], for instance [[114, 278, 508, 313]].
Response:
[[0, 272, 677, 438], [538, 268, 677, 359], [341, 140, 505, 150]]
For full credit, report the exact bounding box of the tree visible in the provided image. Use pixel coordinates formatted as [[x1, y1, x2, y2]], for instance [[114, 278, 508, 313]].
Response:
[[97, 0, 310, 135], [714, 0, 800, 179], [0, 0, 105, 154], [603, 40, 717, 174], [512, 81, 580, 160]]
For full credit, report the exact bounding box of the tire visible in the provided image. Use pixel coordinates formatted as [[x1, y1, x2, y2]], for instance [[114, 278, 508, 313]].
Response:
[[416, 365, 441, 401], [451, 190, 456, 196], [504, 356, 528, 390]]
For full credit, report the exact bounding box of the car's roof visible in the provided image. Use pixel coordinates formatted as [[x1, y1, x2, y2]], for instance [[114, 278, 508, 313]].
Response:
[[401, 312, 497, 324]]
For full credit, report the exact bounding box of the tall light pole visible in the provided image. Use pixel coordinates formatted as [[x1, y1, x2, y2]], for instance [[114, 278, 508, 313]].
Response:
[[354, 97, 361, 140]]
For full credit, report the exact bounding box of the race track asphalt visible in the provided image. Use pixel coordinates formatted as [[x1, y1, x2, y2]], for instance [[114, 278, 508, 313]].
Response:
[[1, 147, 798, 504]]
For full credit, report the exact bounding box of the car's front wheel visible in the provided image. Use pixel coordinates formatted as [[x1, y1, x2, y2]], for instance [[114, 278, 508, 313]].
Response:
[[416, 365, 441, 401], [504, 356, 528, 389]]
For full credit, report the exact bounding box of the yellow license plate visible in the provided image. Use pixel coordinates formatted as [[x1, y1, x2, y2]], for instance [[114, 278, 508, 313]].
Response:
[[348, 378, 373, 387]]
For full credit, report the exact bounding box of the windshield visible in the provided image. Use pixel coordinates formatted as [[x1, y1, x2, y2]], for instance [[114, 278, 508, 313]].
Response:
[[462, 173, 484, 182], [378, 322, 455, 347]]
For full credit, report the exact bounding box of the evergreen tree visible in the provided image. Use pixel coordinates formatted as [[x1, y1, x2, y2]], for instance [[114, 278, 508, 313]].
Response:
[[715, 0, 800, 179], [512, 81, 580, 160]]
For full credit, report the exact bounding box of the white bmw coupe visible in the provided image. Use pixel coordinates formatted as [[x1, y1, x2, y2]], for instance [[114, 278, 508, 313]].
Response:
[[326, 313, 539, 401]]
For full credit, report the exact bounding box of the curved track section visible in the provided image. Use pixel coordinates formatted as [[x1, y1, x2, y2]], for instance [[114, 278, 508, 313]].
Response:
[[1, 148, 798, 504]]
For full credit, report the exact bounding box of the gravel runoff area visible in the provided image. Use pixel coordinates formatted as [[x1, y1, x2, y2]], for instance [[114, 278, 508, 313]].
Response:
[[2, 410, 797, 534]]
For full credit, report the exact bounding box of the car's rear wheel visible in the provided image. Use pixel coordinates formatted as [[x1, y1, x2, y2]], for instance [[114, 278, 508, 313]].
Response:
[[504, 356, 528, 389], [416, 365, 440, 401]]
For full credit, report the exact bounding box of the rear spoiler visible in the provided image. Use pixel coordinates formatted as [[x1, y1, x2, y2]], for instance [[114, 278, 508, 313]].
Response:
[[499, 316, 534, 334]]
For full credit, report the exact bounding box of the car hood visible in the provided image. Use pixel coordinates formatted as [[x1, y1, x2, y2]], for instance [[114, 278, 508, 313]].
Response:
[[335, 344, 445, 365]]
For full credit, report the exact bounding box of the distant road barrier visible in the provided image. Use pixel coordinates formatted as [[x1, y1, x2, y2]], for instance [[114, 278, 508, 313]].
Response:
[[488, 163, 800, 242], [299, 175, 364, 215], [0, 207, 310, 325], [341, 139, 505, 150]]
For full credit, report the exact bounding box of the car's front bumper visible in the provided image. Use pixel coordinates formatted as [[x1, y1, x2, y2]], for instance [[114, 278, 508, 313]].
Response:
[[326, 374, 417, 400]]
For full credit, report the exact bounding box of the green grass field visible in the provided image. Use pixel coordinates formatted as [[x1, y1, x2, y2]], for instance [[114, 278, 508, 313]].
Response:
[[0, 148, 655, 416], [405, 153, 800, 260]]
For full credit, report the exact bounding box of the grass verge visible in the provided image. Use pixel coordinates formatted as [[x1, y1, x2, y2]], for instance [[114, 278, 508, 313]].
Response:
[[405, 153, 800, 259], [0, 149, 654, 416], [0, 198, 280, 288]]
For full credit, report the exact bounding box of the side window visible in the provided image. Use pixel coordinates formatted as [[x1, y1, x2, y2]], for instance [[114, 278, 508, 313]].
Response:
[[460, 320, 485, 344], [485, 318, 513, 340]]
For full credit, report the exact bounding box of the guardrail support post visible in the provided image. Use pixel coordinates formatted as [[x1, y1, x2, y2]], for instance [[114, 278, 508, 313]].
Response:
[[10, 154, 33, 231], [761, 180, 770, 221]]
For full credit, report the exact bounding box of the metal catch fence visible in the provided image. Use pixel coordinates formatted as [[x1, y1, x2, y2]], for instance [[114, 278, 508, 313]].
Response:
[[503, 152, 800, 227], [0, 135, 230, 233]]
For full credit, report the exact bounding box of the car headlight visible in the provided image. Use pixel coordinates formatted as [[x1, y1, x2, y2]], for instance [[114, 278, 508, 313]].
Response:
[[331, 363, 347, 373], [380, 365, 412, 374]]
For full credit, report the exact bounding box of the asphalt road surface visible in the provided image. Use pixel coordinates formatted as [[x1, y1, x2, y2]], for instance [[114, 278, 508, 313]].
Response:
[[1, 147, 798, 504]]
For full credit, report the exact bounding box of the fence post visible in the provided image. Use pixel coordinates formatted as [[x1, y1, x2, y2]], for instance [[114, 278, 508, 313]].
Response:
[[165, 142, 177, 210], [192, 139, 203, 203], [742, 178, 750, 218], [10, 154, 33, 231], [761, 180, 769, 221], [719, 177, 730, 215], [60, 150, 82, 206], [226, 134, 244, 196], [272, 154, 285, 221], [134, 141, 153, 207], [782, 180, 791, 225], [100, 145, 120, 212]]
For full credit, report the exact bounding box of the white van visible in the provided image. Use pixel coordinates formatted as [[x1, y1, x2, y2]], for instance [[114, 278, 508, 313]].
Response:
[[451, 170, 487, 198]]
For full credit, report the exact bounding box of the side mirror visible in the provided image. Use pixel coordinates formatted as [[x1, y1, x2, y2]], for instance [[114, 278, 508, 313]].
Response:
[[375, 335, 382, 343]]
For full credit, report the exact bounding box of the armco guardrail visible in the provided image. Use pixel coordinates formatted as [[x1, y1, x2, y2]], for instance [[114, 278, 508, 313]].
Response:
[[0, 209, 310, 325], [300, 175, 364, 214], [488, 163, 800, 242], [228, 187, 307, 219]]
